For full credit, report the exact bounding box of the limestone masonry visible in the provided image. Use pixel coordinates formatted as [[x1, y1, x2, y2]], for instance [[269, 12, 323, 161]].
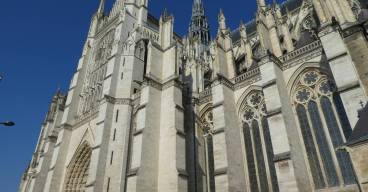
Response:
[[19, 0, 368, 191]]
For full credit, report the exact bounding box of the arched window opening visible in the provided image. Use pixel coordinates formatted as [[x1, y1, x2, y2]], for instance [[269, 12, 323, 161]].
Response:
[[239, 91, 279, 192], [64, 143, 92, 192], [134, 40, 149, 75], [320, 97, 356, 184], [201, 109, 216, 192], [296, 104, 326, 189], [292, 69, 356, 189], [308, 101, 339, 187]]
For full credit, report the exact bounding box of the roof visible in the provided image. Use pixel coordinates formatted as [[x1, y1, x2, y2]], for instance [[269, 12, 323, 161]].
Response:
[[347, 104, 368, 146]]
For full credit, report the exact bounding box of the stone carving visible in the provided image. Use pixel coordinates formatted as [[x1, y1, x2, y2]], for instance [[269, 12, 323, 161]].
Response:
[[201, 109, 214, 133], [63, 143, 91, 192], [78, 29, 116, 116], [240, 91, 266, 122], [293, 69, 336, 104]]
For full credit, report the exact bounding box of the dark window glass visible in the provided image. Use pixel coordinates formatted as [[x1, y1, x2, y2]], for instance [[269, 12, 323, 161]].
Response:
[[243, 123, 259, 192], [262, 117, 279, 191], [320, 97, 356, 185], [308, 101, 339, 186], [333, 94, 352, 139], [296, 104, 325, 189], [107, 177, 111, 192], [116, 110, 119, 122], [252, 120, 269, 192], [113, 129, 116, 141], [206, 135, 216, 192]]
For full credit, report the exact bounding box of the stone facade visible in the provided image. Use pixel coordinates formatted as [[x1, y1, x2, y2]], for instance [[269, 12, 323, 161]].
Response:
[[19, 0, 368, 191]]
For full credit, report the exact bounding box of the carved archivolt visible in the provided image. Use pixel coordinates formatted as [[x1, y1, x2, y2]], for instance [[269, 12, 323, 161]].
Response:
[[64, 142, 92, 192]]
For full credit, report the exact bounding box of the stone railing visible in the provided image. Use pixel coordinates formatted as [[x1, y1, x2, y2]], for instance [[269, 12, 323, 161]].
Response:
[[137, 26, 160, 44], [199, 89, 212, 99], [198, 88, 212, 105], [279, 40, 322, 63], [233, 67, 260, 84]]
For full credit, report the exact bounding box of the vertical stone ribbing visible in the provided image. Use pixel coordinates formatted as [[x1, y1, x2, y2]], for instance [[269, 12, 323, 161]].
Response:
[[211, 79, 247, 192], [259, 56, 307, 192]]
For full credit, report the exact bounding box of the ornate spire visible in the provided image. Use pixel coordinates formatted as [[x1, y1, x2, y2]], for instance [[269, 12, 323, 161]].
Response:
[[189, 0, 210, 46]]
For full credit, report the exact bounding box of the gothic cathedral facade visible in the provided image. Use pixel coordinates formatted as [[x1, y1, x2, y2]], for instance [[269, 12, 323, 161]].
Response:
[[19, 0, 368, 191]]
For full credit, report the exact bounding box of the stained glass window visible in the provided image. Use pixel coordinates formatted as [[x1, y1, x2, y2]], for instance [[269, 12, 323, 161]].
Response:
[[303, 71, 318, 85], [320, 97, 356, 185], [243, 123, 259, 192], [201, 109, 216, 190], [206, 135, 216, 191], [296, 88, 311, 103], [308, 101, 339, 187], [296, 104, 325, 189], [293, 69, 357, 189], [262, 117, 279, 192], [333, 94, 352, 139], [240, 91, 279, 192]]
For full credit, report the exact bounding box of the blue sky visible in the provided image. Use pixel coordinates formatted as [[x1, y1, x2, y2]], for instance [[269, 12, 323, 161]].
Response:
[[0, 0, 281, 191]]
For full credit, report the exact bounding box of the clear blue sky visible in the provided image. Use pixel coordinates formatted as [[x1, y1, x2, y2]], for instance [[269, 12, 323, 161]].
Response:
[[0, 0, 281, 191]]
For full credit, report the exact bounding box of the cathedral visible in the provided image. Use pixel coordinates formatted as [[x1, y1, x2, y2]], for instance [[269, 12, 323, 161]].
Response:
[[19, 0, 368, 191]]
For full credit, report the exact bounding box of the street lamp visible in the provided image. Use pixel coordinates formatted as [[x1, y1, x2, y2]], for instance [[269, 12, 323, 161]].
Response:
[[0, 121, 15, 127]]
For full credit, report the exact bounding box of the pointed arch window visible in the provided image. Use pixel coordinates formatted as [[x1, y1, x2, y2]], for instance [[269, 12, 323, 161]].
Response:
[[239, 91, 279, 192], [292, 69, 355, 189], [201, 109, 216, 192]]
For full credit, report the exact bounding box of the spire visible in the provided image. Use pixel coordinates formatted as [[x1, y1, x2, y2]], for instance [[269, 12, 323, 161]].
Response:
[[218, 9, 226, 31], [189, 0, 210, 46], [97, 0, 105, 14]]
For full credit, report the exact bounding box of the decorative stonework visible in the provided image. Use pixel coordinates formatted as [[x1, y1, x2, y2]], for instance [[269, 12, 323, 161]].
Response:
[[104, 95, 132, 105], [78, 29, 116, 116], [239, 91, 267, 122], [292, 69, 335, 104], [64, 143, 92, 192], [201, 109, 214, 133], [137, 26, 159, 44]]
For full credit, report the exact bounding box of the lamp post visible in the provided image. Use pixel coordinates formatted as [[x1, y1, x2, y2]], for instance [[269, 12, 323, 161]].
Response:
[[0, 121, 15, 127]]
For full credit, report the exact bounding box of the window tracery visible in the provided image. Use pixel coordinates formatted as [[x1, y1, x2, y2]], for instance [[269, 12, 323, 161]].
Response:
[[239, 91, 278, 192], [292, 69, 355, 189], [64, 143, 92, 192], [78, 29, 116, 115], [200, 108, 215, 191]]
